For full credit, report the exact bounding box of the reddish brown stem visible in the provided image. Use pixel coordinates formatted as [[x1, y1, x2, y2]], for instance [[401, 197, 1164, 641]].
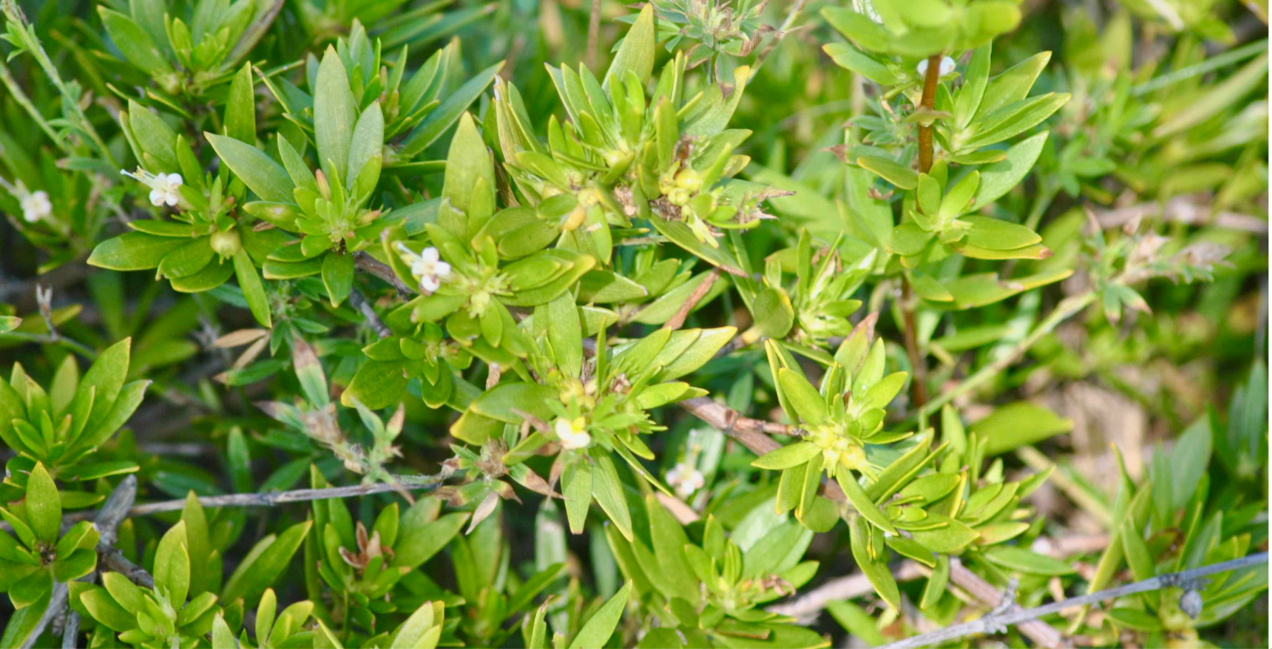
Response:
[[903, 54, 943, 410], [901, 277, 929, 408], [918, 54, 941, 174]]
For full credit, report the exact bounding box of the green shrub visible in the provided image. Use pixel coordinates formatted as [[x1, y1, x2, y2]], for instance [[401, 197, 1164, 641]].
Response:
[[0, 0, 1266, 647]]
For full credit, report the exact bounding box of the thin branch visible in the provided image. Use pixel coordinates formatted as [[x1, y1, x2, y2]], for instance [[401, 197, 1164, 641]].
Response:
[[916, 54, 941, 175], [875, 554, 1269, 649], [350, 288, 392, 339], [900, 277, 929, 408], [945, 560, 1066, 649], [1095, 194, 1268, 234], [769, 535, 1110, 620], [585, 0, 601, 71], [751, 0, 807, 77], [675, 397, 1062, 648], [355, 251, 415, 297], [662, 269, 719, 330], [0, 331, 98, 359], [60, 471, 452, 524]]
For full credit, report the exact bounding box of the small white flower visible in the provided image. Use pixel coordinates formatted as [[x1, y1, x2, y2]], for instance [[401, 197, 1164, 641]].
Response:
[[20, 189, 51, 223], [396, 243, 452, 294], [553, 417, 591, 450], [148, 173, 183, 207], [666, 462, 705, 498], [916, 56, 957, 78], [120, 169, 184, 208]]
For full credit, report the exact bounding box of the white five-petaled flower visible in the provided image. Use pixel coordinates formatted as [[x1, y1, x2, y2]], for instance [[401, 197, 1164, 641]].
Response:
[[20, 189, 51, 223], [396, 243, 452, 293], [553, 417, 591, 450], [120, 169, 184, 207], [916, 56, 957, 78], [666, 462, 705, 498]]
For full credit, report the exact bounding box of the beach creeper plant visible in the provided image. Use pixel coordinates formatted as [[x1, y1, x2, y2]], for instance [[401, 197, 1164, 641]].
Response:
[[0, 339, 146, 497], [258, 20, 501, 173], [212, 46, 389, 308], [489, 6, 786, 275], [0, 463, 99, 613], [95, 0, 278, 106], [0, 0, 1266, 648], [88, 70, 279, 327], [822, 0, 1073, 308]]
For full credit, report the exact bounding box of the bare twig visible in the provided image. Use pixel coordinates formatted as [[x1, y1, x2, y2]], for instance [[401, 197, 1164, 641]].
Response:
[[350, 288, 392, 339], [900, 277, 929, 408], [675, 397, 1063, 649], [875, 554, 1269, 649], [770, 562, 929, 620], [60, 470, 453, 524], [768, 535, 1110, 620], [1095, 194, 1268, 234], [585, 0, 601, 71], [355, 251, 415, 296], [662, 269, 719, 330], [751, 0, 807, 76]]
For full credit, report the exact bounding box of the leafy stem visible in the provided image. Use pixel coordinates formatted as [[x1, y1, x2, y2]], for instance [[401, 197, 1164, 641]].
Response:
[[900, 53, 945, 410]]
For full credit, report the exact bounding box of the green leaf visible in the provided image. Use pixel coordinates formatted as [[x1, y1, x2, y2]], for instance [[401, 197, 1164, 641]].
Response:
[[592, 455, 633, 542], [753, 288, 795, 339], [777, 368, 827, 426], [89, 233, 189, 270], [342, 360, 408, 410], [971, 131, 1048, 210], [154, 520, 191, 606], [962, 216, 1041, 250], [207, 134, 295, 203], [400, 62, 502, 158], [321, 252, 355, 307], [836, 471, 897, 535], [857, 155, 917, 189], [233, 248, 272, 328], [975, 51, 1051, 120], [562, 459, 593, 535], [347, 102, 384, 197], [567, 581, 632, 649], [438, 113, 494, 238], [219, 520, 312, 606], [76, 337, 131, 436], [80, 586, 137, 631], [646, 496, 701, 604], [225, 63, 257, 144], [1155, 53, 1269, 138], [983, 546, 1074, 575], [907, 514, 978, 553], [961, 92, 1069, 151], [972, 402, 1073, 455], [823, 42, 898, 85], [1106, 608, 1163, 632], [1169, 416, 1212, 510], [98, 8, 172, 77], [314, 47, 358, 181], [848, 516, 899, 612], [25, 462, 60, 544], [393, 511, 469, 569], [954, 44, 992, 130], [604, 5, 656, 90]]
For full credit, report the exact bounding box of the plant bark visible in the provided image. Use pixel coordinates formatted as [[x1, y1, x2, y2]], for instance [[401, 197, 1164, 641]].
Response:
[[902, 54, 944, 410]]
